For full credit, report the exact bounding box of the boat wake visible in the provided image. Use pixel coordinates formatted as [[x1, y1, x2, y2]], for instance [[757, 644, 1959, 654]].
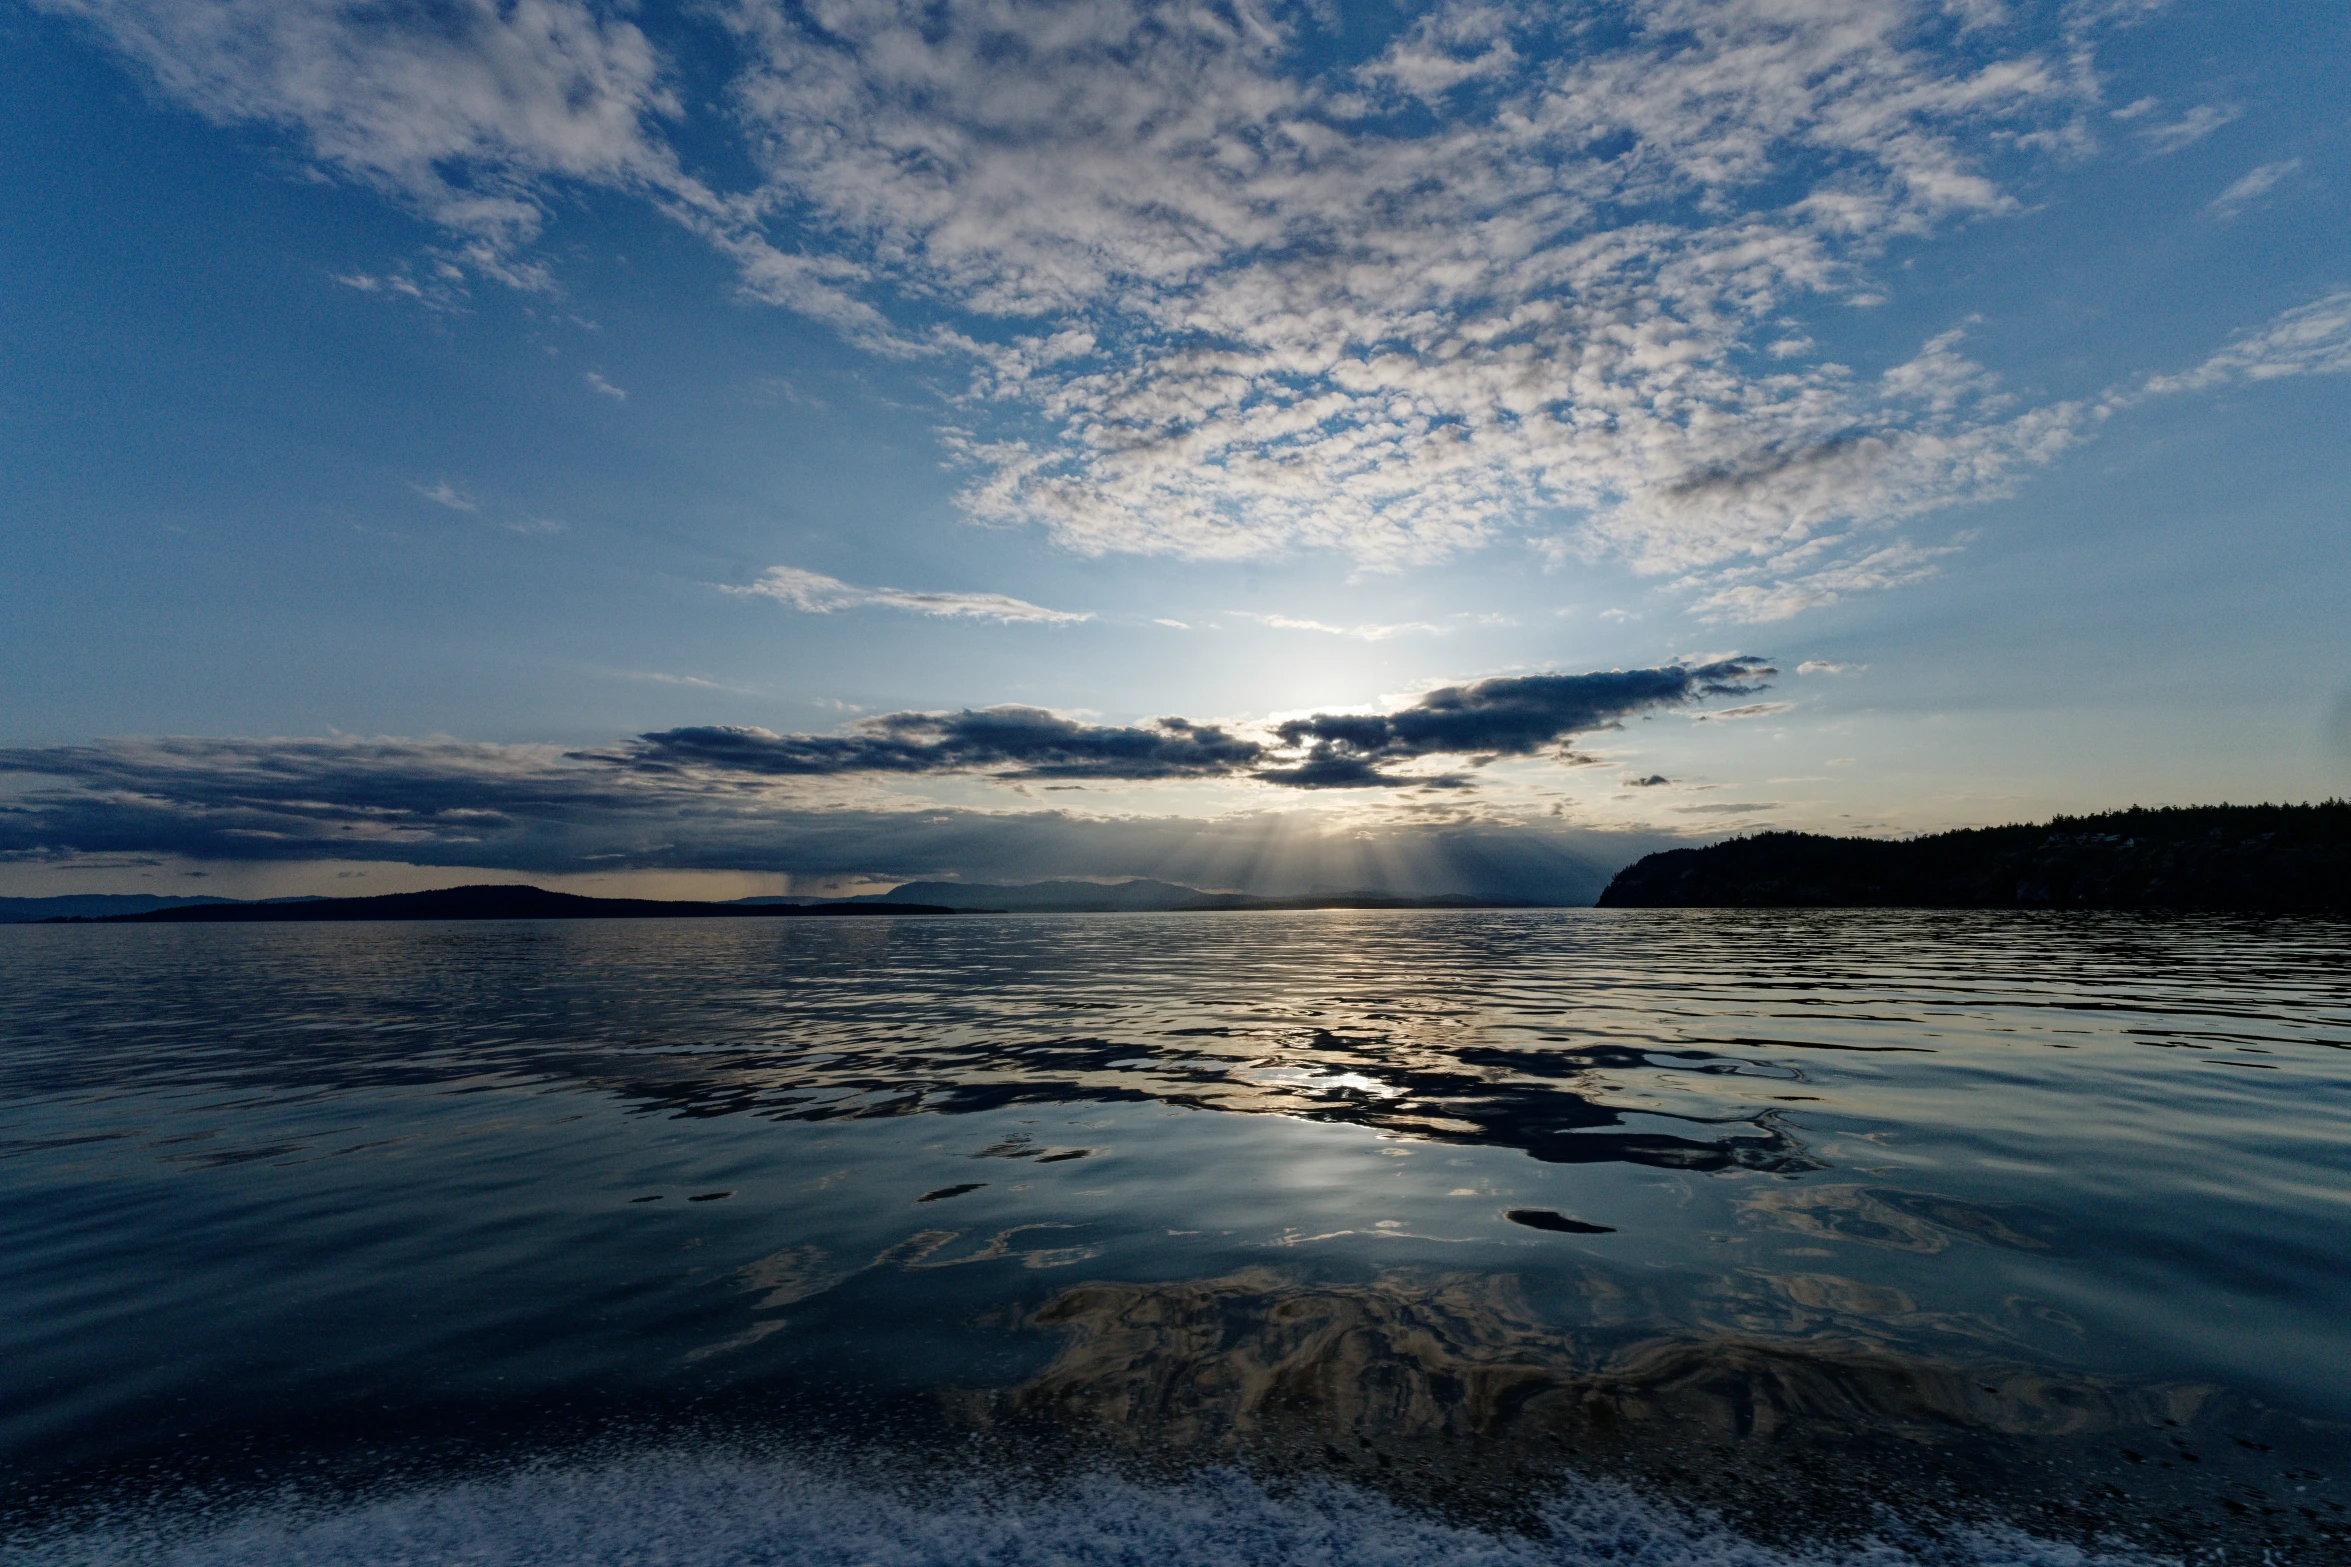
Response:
[[8, 1451, 2164, 1567]]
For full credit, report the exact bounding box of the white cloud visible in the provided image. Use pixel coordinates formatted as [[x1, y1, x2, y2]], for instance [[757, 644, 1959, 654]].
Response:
[[609, 670, 749, 693], [727, 565, 1091, 625], [1683, 536, 1965, 622], [64, 0, 2323, 623], [413, 479, 476, 511], [583, 370, 627, 400], [718, 0, 2093, 608], [32, 0, 712, 263], [1232, 612, 1444, 641], [2141, 290, 2351, 395], [1796, 660, 1865, 674], [2208, 159, 2301, 217], [2136, 102, 2240, 155], [337, 268, 432, 303]]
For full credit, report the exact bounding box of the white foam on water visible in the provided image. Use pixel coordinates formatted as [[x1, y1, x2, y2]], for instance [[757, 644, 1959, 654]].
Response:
[[6, 1452, 2174, 1567]]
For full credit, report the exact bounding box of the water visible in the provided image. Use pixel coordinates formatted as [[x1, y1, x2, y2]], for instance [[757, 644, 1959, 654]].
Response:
[[1, 910, 2346, 1563]]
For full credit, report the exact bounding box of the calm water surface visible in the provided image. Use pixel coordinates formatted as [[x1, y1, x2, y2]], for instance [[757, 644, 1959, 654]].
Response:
[[2, 910, 2346, 1564]]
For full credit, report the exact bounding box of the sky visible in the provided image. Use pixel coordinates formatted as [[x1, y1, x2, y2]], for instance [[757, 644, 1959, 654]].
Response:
[[1, 0, 2346, 904]]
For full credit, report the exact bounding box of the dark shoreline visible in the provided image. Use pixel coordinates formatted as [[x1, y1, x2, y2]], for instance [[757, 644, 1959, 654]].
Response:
[[52, 885, 963, 923], [41, 884, 1554, 924], [1599, 801, 2351, 911]]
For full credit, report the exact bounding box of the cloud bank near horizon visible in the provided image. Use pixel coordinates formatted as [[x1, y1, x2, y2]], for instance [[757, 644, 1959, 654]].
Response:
[[36, 0, 2350, 623], [0, 734, 1678, 902], [0, 662, 1771, 891]]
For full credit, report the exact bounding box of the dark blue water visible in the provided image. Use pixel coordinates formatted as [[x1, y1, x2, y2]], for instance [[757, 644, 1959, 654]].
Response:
[[2, 911, 2346, 1564]]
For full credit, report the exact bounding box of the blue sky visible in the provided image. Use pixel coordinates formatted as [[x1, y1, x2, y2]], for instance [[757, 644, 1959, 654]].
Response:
[[2, 0, 2346, 901]]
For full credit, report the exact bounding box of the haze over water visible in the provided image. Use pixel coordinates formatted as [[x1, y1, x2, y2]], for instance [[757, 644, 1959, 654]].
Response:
[[4, 910, 2346, 1564]]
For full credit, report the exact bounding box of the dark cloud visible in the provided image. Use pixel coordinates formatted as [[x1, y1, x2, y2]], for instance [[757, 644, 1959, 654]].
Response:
[[0, 735, 1685, 901], [1657, 435, 1888, 507], [1624, 775, 1672, 787], [1260, 660, 1774, 789], [0, 663, 1765, 888], [591, 661, 1774, 795], [599, 708, 1265, 782], [0, 737, 660, 869]]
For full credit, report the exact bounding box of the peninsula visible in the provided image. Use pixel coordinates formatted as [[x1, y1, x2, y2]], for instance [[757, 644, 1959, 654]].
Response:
[[1597, 803, 2351, 912]]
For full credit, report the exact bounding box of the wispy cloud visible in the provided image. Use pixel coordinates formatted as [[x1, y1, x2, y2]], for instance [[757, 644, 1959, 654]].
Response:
[[337, 270, 425, 300], [727, 566, 1092, 625], [413, 479, 476, 512], [608, 670, 750, 694], [583, 370, 627, 400], [2136, 102, 2240, 155], [29, 0, 712, 266], [2208, 159, 2301, 218], [1684, 539, 1963, 623], [1233, 613, 1444, 641], [2140, 290, 2351, 395], [1692, 701, 1797, 722]]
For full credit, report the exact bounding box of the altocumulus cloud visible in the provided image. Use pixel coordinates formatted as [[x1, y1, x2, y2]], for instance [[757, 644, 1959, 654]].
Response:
[[41, 0, 2351, 617], [761, 0, 2093, 594]]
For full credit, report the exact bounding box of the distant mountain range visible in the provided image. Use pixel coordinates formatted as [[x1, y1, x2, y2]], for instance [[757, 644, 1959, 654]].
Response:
[[29, 885, 958, 923], [845, 878, 1547, 913], [37, 806, 2344, 923], [1597, 803, 2351, 911], [6, 877, 1553, 922], [0, 893, 306, 923]]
